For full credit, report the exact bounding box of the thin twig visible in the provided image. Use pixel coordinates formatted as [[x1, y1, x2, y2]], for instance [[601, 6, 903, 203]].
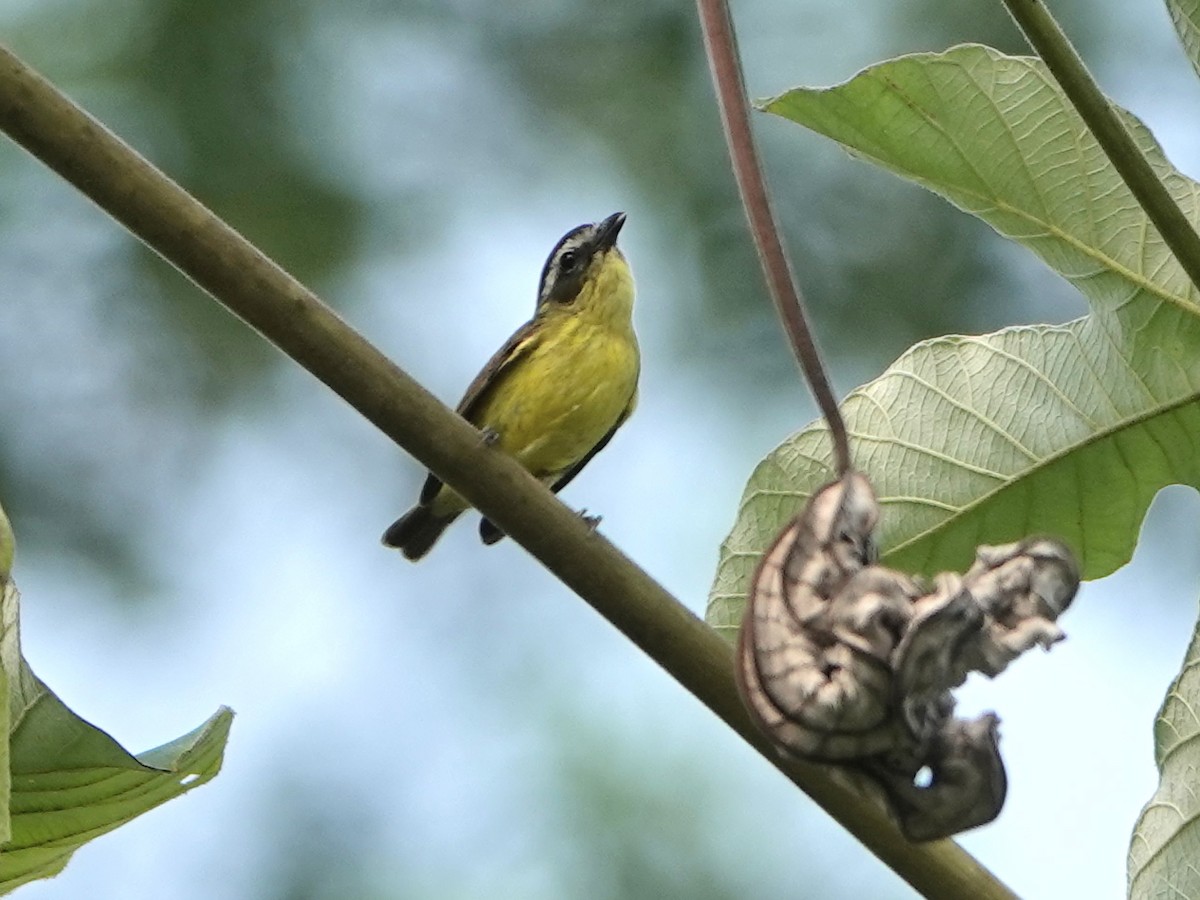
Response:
[[695, 0, 851, 477], [1003, 0, 1200, 293], [0, 43, 1012, 899]]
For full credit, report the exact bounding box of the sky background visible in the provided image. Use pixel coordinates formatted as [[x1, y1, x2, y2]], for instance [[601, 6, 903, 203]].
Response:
[[2, 0, 1199, 898]]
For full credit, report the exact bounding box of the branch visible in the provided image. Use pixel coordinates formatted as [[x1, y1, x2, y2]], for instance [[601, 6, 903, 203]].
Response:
[[0, 44, 1010, 899], [694, 0, 851, 477], [1002, 0, 1200, 292]]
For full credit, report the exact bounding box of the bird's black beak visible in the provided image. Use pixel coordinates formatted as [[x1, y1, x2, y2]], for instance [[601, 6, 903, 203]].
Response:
[[593, 212, 626, 252]]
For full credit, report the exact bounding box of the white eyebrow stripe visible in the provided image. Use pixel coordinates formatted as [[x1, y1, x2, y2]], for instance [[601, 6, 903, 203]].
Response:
[[554, 235, 590, 258]]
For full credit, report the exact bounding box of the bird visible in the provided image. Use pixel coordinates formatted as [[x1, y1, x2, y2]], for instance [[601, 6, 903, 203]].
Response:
[[382, 211, 639, 560]]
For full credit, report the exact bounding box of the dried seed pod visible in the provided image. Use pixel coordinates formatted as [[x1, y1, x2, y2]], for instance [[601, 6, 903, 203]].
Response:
[[957, 538, 1080, 678], [867, 714, 1007, 842], [892, 576, 981, 743], [737, 473, 917, 761], [735, 471, 1081, 841]]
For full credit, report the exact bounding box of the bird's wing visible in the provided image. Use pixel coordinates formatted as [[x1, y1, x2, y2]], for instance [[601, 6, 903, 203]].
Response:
[[418, 319, 542, 505]]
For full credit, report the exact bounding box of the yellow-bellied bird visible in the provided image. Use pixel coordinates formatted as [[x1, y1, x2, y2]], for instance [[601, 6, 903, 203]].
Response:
[[382, 212, 639, 560]]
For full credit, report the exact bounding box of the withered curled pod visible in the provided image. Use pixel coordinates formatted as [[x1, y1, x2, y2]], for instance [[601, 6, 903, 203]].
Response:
[[735, 471, 1080, 841]]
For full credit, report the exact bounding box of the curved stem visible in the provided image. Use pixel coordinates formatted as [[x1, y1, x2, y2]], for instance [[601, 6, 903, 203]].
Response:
[[694, 0, 851, 476], [0, 42, 1009, 899]]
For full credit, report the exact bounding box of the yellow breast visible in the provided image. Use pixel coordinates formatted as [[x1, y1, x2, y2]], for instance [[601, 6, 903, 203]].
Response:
[[481, 318, 638, 478], [476, 253, 638, 480]]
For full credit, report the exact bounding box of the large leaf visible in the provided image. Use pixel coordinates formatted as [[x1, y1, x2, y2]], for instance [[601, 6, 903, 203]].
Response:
[[1168, 0, 1200, 81], [706, 44, 1200, 634], [1128, 617, 1200, 898], [0, 506, 233, 892]]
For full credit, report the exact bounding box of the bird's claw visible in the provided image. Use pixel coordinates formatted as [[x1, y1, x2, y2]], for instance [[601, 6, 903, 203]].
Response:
[[579, 509, 602, 531], [480, 426, 500, 447]]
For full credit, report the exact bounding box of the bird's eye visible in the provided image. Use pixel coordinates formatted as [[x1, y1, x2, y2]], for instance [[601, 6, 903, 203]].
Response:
[[558, 249, 580, 272]]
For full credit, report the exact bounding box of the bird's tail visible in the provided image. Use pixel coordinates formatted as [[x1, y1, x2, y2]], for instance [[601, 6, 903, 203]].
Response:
[[381, 505, 459, 561]]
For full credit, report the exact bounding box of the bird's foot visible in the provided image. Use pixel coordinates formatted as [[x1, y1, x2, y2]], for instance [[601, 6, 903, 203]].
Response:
[[480, 426, 500, 447], [578, 509, 602, 531]]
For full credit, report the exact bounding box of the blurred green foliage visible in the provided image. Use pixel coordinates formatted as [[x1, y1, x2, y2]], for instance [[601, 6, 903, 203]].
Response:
[[0, 0, 1101, 589], [0, 0, 1119, 896]]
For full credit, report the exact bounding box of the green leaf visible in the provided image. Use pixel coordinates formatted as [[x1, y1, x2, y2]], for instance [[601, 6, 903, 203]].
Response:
[[1167, 0, 1200, 82], [706, 44, 1200, 635], [1128, 618, 1200, 898], [0, 574, 233, 893]]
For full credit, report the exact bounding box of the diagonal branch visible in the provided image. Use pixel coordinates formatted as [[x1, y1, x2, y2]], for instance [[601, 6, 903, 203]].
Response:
[[1002, 0, 1200, 294], [0, 43, 1009, 899]]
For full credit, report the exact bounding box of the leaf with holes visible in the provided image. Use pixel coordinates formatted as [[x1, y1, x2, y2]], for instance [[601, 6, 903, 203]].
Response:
[[0, 505, 233, 893], [706, 43, 1200, 636]]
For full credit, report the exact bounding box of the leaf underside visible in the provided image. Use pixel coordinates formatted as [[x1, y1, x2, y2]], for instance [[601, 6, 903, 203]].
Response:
[[707, 44, 1200, 637], [700, 36, 1200, 898], [0, 574, 232, 894], [1169, 0, 1200, 82], [1128, 618, 1200, 899]]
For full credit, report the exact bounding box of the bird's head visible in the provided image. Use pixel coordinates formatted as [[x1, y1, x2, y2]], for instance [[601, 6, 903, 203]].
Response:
[[535, 212, 633, 317]]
